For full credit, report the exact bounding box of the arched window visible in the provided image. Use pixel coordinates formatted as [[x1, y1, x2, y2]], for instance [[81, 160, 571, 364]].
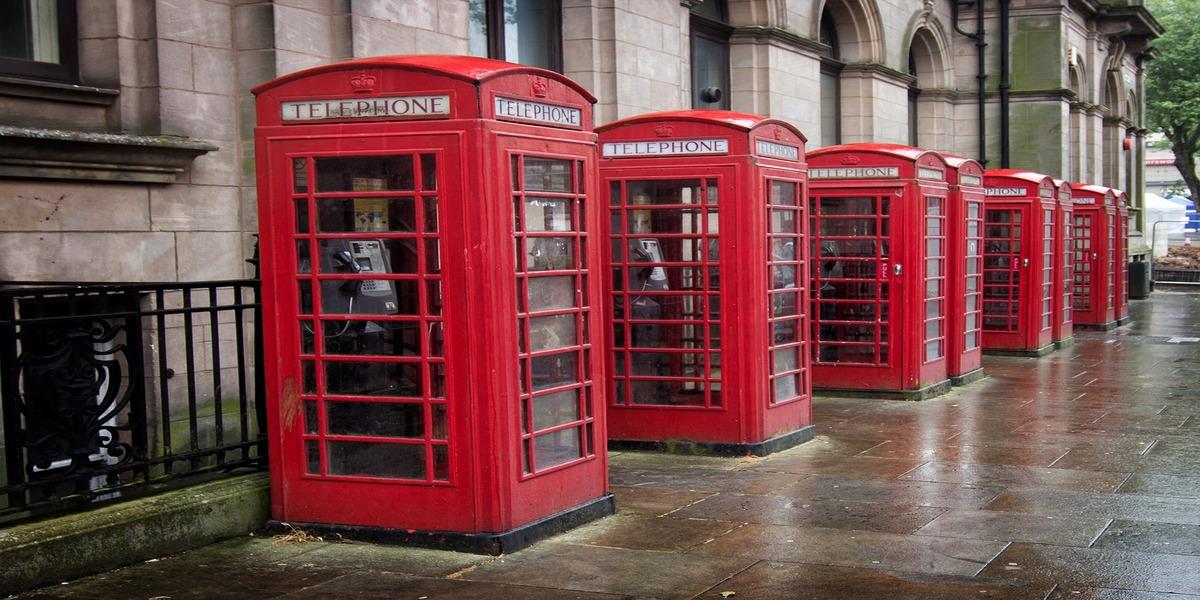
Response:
[[1068, 65, 1083, 181], [819, 7, 843, 145], [908, 49, 919, 146], [690, 0, 732, 109], [468, 0, 563, 72]]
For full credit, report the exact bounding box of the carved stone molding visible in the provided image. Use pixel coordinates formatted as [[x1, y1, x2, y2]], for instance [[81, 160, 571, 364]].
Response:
[[0, 126, 216, 184]]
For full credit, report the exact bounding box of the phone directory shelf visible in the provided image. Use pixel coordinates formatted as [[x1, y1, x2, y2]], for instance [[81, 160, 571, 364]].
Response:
[[253, 55, 611, 554], [596, 110, 815, 456]]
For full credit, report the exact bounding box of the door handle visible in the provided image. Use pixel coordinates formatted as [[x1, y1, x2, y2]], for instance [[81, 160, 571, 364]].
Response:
[[1022, 258, 1030, 268], [894, 263, 903, 276]]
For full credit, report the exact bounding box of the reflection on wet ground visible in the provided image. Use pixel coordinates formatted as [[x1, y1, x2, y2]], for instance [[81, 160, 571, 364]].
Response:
[[14, 288, 1200, 599]]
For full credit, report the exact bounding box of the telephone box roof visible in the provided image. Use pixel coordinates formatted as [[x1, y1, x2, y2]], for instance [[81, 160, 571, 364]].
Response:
[[985, 169, 1054, 185], [808, 143, 936, 162], [251, 54, 596, 102], [596, 109, 806, 140]]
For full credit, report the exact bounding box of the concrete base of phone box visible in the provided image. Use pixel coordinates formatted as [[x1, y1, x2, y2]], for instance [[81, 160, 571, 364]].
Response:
[[265, 493, 615, 556], [949, 367, 986, 386], [608, 425, 816, 458], [813, 379, 952, 402], [1073, 320, 1119, 331], [983, 343, 1056, 358], [1117, 316, 1132, 326], [1054, 336, 1075, 349]]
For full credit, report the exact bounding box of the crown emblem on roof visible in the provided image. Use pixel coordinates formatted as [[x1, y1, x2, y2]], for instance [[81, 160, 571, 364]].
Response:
[[350, 73, 376, 93], [840, 155, 861, 165], [531, 77, 549, 98], [773, 129, 784, 140], [654, 124, 674, 137]]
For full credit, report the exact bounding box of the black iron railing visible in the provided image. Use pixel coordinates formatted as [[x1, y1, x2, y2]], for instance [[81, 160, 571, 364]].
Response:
[[0, 280, 266, 524]]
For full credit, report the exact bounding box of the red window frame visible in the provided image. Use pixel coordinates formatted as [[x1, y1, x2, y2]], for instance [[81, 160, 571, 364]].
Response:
[[766, 178, 808, 404], [292, 150, 451, 485], [809, 192, 892, 366], [510, 152, 597, 478], [982, 207, 1022, 333], [963, 200, 983, 350], [923, 196, 946, 362], [606, 176, 724, 410], [1073, 213, 1092, 311], [1041, 207, 1054, 330]]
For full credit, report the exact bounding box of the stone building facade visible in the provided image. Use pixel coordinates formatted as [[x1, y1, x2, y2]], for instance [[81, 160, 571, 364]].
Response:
[[0, 0, 1160, 284]]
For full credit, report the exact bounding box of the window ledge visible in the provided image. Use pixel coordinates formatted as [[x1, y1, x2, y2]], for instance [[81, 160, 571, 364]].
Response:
[[0, 76, 118, 106], [0, 126, 217, 184]]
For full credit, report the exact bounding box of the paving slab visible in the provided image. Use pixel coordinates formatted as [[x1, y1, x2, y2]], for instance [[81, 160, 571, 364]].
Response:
[[984, 488, 1200, 525], [276, 572, 629, 599], [457, 541, 755, 600], [688, 523, 1008, 577], [669, 493, 948, 534], [978, 543, 1200, 596], [779, 474, 1005, 509], [692, 561, 1052, 600], [1116, 473, 1200, 498], [1092, 520, 1200, 556], [913, 509, 1111, 546], [899, 461, 1129, 492], [554, 513, 743, 552]]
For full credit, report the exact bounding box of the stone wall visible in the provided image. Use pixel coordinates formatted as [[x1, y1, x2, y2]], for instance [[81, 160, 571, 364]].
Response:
[[0, 0, 1157, 285]]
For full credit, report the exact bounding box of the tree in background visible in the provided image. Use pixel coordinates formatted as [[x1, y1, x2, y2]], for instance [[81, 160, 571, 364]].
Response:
[[1148, 0, 1200, 200]]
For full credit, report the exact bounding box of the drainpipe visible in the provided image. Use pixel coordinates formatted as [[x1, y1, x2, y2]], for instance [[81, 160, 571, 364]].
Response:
[[999, 0, 1011, 167], [951, 0, 988, 166]]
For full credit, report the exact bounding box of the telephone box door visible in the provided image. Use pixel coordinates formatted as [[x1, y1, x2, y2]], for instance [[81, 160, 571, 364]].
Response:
[[982, 205, 1028, 346], [605, 167, 732, 440], [810, 190, 903, 389], [1072, 211, 1099, 323], [264, 134, 475, 530]]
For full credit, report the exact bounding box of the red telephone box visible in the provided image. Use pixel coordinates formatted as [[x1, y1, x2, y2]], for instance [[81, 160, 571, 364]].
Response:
[[806, 144, 951, 400], [943, 155, 985, 385], [980, 170, 1056, 356], [596, 111, 814, 455], [1115, 190, 1132, 324], [1052, 179, 1075, 347], [253, 56, 612, 553], [1070, 183, 1118, 330]]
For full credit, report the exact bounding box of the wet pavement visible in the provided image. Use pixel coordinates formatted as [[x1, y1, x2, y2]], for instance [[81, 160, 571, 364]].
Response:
[[12, 288, 1200, 599]]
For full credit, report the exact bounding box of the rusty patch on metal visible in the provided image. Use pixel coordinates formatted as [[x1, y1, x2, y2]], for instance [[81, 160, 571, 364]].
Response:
[[281, 377, 300, 431]]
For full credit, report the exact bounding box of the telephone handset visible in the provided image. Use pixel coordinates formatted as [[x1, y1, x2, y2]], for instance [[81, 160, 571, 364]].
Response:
[[630, 239, 668, 292], [319, 239, 399, 315]]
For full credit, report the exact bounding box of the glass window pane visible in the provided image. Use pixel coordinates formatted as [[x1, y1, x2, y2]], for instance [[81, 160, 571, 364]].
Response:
[[692, 32, 729, 109], [774, 374, 799, 402], [531, 351, 579, 390], [528, 276, 576, 312], [325, 361, 422, 397], [529, 314, 577, 351], [773, 346, 798, 374], [532, 389, 579, 431], [316, 238, 418, 274], [523, 157, 572, 192], [524, 198, 573, 232], [316, 156, 414, 192], [317, 198, 416, 232], [630, 380, 707, 406], [534, 427, 581, 470], [525, 237, 575, 271], [319, 280, 418, 316], [771, 209, 797, 233], [468, 0, 488, 56], [505, 0, 561, 70], [327, 441, 424, 479], [627, 180, 705, 206], [770, 180, 797, 206], [321, 320, 421, 356], [305, 440, 321, 474], [326, 401, 424, 438]]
